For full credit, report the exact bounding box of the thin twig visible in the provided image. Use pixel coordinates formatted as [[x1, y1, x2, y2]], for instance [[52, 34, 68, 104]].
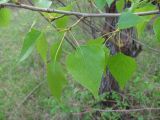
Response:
[[70, 17, 84, 29], [50, 14, 66, 22], [104, 21, 160, 54], [27, 0, 77, 49], [59, 17, 84, 32], [0, 3, 160, 17], [72, 107, 160, 115], [55, 1, 160, 54]]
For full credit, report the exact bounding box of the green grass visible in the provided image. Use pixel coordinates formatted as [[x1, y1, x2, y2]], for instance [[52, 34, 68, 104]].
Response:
[[0, 10, 160, 120]]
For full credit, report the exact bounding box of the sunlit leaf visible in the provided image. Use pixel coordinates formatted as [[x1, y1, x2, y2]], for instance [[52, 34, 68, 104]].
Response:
[[66, 45, 106, 98], [47, 61, 67, 101], [0, 8, 11, 27], [108, 53, 137, 89], [19, 29, 42, 62], [116, 0, 124, 12]]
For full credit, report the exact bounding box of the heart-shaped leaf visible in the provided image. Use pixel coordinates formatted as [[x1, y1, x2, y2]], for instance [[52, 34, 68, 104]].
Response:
[[66, 45, 106, 98], [108, 53, 137, 89]]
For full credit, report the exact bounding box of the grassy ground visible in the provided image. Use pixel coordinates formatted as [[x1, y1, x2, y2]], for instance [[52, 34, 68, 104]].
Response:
[[0, 10, 160, 120]]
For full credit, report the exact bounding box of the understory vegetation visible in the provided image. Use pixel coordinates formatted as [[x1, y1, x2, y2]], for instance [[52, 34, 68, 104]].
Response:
[[0, 10, 159, 120]]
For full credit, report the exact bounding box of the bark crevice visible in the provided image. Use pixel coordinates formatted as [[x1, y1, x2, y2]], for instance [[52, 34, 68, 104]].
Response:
[[99, 1, 142, 104]]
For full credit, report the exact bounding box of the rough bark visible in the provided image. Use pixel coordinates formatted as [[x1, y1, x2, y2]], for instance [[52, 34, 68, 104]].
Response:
[[99, 1, 142, 99]]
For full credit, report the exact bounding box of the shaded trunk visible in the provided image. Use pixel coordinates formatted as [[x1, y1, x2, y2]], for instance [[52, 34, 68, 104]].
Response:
[[99, 1, 142, 99]]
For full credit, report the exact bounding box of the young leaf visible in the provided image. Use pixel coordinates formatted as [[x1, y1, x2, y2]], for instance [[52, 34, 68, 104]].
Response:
[[66, 45, 106, 98], [55, 5, 73, 29], [19, 29, 42, 62], [108, 53, 137, 89], [116, 0, 124, 12], [87, 37, 105, 45], [55, 16, 69, 29], [118, 12, 143, 29], [0, 8, 11, 27], [47, 61, 67, 101], [153, 17, 160, 42], [36, 33, 48, 63]]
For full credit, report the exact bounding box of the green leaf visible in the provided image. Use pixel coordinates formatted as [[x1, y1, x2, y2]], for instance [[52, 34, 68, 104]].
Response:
[[95, 0, 114, 10], [55, 5, 73, 29], [55, 16, 69, 29], [106, 0, 114, 7], [87, 37, 105, 45], [66, 45, 106, 98], [50, 32, 64, 61], [103, 46, 110, 71], [47, 61, 67, 101], [0, 8, 11, 27], [153, 17, 160, 42], [50, 42, 62, 61], [19, 29, 42, 62], [36, 33, 48, 63], [108, 53, 137, 89], [0, 0, 9, 3], [87, 37, 109, 70], [34, 0, 52, 8], [135, 4, 156, 38], [116, 0, 125, 12], [118, 12, 143, 29], [95, 0, 107, 10], [136, 23, 147, 38]]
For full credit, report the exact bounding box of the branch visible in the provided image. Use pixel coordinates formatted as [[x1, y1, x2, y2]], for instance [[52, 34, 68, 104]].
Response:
[[27, 0, 77, 49], [0, 3, 160, 17], [72, 107, 160, 115]]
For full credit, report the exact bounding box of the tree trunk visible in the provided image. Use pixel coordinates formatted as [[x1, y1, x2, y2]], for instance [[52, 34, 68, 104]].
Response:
[[99, 1, 142, 104]]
